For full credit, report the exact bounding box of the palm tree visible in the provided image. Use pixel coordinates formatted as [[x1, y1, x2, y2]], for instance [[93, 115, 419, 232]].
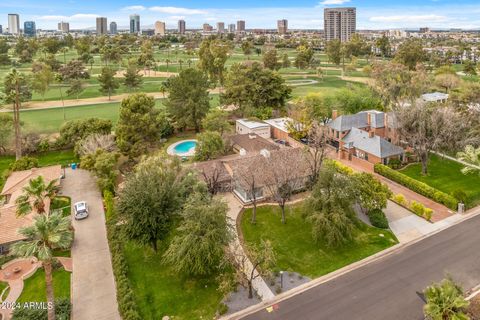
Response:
[[59, 47, 69, 64], [15, 176, 60, 217], [457, 145, 480, 175], [178, 59, 184, 70], [423, 277, 469, 320], [165, 59, 171, 73], [11, 212, 73, 320]]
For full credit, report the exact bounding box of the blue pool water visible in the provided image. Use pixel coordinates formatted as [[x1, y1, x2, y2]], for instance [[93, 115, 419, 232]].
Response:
[[173, 141, 197, 154]]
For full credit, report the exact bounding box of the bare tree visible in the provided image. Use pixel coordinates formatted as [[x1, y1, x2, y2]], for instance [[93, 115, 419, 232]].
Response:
[[234, 156, 265, 224], [304, 122, 328, 186], [75, 133, 116, 156], [199, 161, 230, 196]]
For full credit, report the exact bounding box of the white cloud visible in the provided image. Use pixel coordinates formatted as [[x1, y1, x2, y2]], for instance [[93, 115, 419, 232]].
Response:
[[319, 0, 351, 5], [369, 14, 448, 23], [37, 13, 99, 21], [121, 5, 146, 11], [148, 6, 208, 15]]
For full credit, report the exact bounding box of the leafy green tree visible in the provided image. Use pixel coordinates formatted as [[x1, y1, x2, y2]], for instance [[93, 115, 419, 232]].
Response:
[[294, 45, 314, 69], [163, 193, 231, 276], [42, 37, 62, 55], [376, 35, 391, 58], [58, 118, 112, 147], [353, 172, 392, 214], [241, 41, 254, 57], [463, 60, 477, 76], [222, 62, 291, 118], [123, 60, 143, 91], [326, 39, 342, 66], [116, 93, 161, 157], [195, 131, 224, 161], [423, 277, 469, 320], [58, 59, 90, 81], [3, 69, 32, 159], [66, 79, 85, 100], [15, 176, 60, 216], [394, 39, 426, 70], [197, 38, 230, 85], [0, 114, 14, 153], [98, 66, 119, 100], [332, 85, 383, 114], [81, 149, 119, 192], [434, 73, 461, 93], [11, 212, 73, 320], [282, 52, 291, 68], [345, 34, 370, 59], [0, 39, 11, 66], [165, 68, 210, 132], [263, 49, 281, 70], [15, 36, 36, 63], [202, 109, 230, 135], [117, 155, 195, 251], [31, 63, 54, 101]]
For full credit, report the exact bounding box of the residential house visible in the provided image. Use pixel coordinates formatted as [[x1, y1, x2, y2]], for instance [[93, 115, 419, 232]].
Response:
[[0, 165, 62, 254], [235, 119, 271, 139], [229, 133, 280, 155]]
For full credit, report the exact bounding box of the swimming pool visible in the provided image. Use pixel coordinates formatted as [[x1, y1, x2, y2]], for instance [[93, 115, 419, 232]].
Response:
[[167, 140, 197, 157]]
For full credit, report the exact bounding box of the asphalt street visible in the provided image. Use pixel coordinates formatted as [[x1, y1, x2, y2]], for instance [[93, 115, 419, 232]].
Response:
[[243, 213, 480, 320]]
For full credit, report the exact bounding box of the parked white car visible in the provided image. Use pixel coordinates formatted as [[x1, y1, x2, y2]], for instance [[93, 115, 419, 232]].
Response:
[[74, 201, 89, 220]]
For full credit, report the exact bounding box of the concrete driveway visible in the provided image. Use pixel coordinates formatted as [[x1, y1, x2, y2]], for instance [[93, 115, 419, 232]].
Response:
[[61, 168, 120, 320]]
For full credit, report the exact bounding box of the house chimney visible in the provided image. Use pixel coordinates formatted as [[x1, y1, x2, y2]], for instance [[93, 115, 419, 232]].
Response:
[[369, 131, 375, 138], [332, 110, 338, 120], [367, 113, 371, 126], [384, 113, 388, 128]]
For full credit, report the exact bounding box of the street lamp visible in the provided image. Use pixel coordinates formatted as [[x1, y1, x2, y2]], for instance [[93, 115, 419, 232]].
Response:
[[280, 271, 284, 289]]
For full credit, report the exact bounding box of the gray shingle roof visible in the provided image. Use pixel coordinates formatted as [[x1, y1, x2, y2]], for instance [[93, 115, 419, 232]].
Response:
[[342, 128, 403, 159], [327, 110, 388, 132]]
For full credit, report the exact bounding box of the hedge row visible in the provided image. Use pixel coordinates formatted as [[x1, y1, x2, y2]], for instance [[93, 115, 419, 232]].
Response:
[[374, 164, 458, 210], [104, 190, 142, 320], [391, 194, 433, 221]]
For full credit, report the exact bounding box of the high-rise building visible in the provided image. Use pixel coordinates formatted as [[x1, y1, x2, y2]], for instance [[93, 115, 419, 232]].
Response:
[[110, 22, 117, 34], [96, 17, 108, 35], [154, 21, 166, 36], [419, 27, 431, 33], [58, 21, 70, 33], [178, 20, 186, 34], [8, 14, 20, 35], [277, 19, 288, 34], [24, 21, 36, 37], [324, 7, 356, 42], [203, 23, 213, 32], [0, 25, 3, 34], [237, 20, 245, 32], [130, 14, 140, 34], [217, 22, 225, 33], [228, 24, 235, 33]]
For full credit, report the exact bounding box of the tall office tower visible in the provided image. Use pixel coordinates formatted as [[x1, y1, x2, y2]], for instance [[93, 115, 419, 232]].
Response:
[[178, 19, 186, 34], [130, 14, 140, 34], [8, 14, 20, 35], [110, 22, 117, 34], [154, 21, 166, 36], [58, 21, 70, 32], [277, 19, 288, 34], [0, 25, 2, 34], [24, 21, 36, 37], [203, 23, 213, 32], [228, 24, 236, 33], [324, 7, 356, 42], [96, 17, 108, 35], [217, 22, 225, 33], [237, 20, 245, 32]]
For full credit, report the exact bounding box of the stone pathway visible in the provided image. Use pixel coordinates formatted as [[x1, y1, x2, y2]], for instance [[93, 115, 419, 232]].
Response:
[[222, 193, 275, 301]]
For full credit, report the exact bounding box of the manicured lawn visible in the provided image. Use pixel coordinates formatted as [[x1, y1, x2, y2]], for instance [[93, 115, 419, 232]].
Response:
[[17, 267, 70, 303], [400, 154, 480, 208], [0, 280, 8, 297], [240, 203, 398, 278], [123, 240, 226, 320]]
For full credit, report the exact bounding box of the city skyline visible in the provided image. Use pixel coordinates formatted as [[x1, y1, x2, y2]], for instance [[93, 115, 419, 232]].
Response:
[[0, 1, 479, 30]]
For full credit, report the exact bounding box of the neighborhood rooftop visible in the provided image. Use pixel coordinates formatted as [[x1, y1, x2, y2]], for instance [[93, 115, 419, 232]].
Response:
[[342, 127, 404, 159], [236, 119, 270, 130]]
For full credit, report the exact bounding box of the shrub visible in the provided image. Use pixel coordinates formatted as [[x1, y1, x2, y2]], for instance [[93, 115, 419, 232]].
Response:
[[452, 189, 467, 204], [410, 201, 425, 217], [10, 156, 39, 171], [367, 209, 389, 229], [424, 208, 433, 221], [58, 118, 112, 147], [387, 158, 402, 169], [329, 159, 354, 175], [12, 298, 71, 320], [103, 190, 115, 221], [217, 303, 229, 316], [392, 194, 408, 207], [374, 164, 457, 210]]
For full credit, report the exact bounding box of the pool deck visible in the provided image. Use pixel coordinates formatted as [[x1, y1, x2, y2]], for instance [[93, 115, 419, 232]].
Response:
[[166, 139, 197, 157]]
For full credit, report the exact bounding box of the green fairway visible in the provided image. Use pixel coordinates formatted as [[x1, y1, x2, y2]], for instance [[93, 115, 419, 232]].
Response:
[[17, 267, 71, 303], [291, 76, 364, 97], [241, 203, 397, 278], [400, 154, 480, 208]]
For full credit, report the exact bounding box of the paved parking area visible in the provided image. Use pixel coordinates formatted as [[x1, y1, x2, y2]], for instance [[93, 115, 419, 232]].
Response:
[[61, 168, 120, 320]]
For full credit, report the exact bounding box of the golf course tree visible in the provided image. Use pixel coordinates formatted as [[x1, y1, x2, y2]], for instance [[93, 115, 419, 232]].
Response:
[[116, 93, 163, 158], [294, 45, 315, 69], [202, 109, 231, 136], [66, 79, 85, 100], [0, 114, 14, 154], [163, 192, 232, 276], [15, 176, 60, 216], [222, 62, 292, 118], [165, 68, 211, 133], [98, 66, 119, 100], [123, 59, 143, 91], [423, 277, 469, 320], [228, 239, 276, 299], [263, 48, 281, 71], [198, 38, 231, 86], [12, 212, 73, 320], [117, 155, 198, 252], [31, 62, 55, 101], [2, 69, 32, 160], [58, 59, 90, 81], [0, 38, 11, 66], [304, 162, 357, 247], [394, 38, 427, 70]]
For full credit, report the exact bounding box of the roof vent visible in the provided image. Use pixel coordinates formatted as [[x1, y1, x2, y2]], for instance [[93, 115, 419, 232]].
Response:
[[239, 148, 247, 156], [248, 134, 257, 139], [260, 149, 271, 158]]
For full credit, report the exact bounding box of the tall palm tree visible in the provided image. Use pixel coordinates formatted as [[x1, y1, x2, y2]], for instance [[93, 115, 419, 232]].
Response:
[[11, 212, 73, 320], [423, 277, 469, 320], [15, 176, 60, 217]]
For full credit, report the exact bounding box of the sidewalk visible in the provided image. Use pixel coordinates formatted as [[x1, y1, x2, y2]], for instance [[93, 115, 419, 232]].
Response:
[[222, 193, 275, 301]]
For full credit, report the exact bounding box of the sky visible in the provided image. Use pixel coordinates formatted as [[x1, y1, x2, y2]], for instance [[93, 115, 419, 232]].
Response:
[[0, 0, 480, 30]]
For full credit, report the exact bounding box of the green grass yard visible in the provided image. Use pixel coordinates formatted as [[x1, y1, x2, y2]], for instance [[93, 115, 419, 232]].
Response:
[[241, 204, 397, 278], [16, 267, 70, 303], [400, 154, 480, 208]]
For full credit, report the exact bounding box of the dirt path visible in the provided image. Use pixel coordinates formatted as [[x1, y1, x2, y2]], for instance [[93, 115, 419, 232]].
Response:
[[114, 70, 178, 78]]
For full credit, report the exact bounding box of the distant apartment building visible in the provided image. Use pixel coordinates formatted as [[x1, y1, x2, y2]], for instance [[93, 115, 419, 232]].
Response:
[[0, 25, 2, 34], [419, 27, 431, 33], [277, 19, 288, 34], [217, 22, 225, 33], [23, 21, 36, 37], [228, 23, 235, 33], [324, 7, 356, 42], [8, 14, 20, 35], [96, 17, 108, 35], [237, 20, 246, 32], [110, 22, 117, 34], [130, 14, 140, 34], [203, 23, 213, 32], [178, 20, 186, 34], [154, 21, 166, 36], [58, 21, 70, 33]]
